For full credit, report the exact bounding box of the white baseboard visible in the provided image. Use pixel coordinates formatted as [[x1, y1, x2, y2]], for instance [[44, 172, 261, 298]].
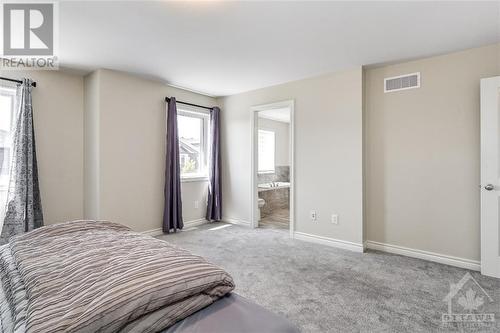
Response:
[[365, 240, 480, 271], [184, 218, 209, 228], [293, 231, 364, 253], [141, 219, 209, 237], [223, 218, 251, 227], [141, 228, 163, 237]]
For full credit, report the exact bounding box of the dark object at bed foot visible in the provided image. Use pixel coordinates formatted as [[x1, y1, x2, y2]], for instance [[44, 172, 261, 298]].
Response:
[[162, 293, 300, 333]]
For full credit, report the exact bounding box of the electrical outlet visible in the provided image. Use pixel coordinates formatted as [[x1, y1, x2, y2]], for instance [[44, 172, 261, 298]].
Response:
[[310, 210, 317, 222], [331, 214, 339, 224], [194, 200, 199, 209]]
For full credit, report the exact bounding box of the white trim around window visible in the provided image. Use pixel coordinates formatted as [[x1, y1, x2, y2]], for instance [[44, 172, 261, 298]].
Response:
[[181, 175, 208, 183], [177, 107, 210, 181]]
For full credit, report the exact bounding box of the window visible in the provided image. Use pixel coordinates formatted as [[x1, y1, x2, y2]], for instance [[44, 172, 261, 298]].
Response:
[[177, 109, 210, 180], [0, 86, 16, 224], [0, 87, 16, 189], [258, 129, 275, 173]]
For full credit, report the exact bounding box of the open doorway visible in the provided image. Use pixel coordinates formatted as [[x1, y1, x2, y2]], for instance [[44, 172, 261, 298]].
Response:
[[250, 100, 294, 235]]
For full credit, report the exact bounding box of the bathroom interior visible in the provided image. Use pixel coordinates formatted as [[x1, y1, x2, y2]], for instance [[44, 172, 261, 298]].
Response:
[[257, 108, 291, 230]]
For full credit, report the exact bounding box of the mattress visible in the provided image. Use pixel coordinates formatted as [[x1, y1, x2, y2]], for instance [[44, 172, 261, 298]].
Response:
[[163, 293, 300, 333]]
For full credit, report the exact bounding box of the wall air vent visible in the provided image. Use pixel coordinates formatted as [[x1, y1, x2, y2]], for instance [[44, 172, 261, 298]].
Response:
[[384, 72, 420, 93]]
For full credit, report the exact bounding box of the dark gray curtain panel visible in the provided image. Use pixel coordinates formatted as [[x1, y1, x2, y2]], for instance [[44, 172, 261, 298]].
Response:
[[206, 107, 222, 221], [0, 79, 43, 245], [163, 97, 183, 233]]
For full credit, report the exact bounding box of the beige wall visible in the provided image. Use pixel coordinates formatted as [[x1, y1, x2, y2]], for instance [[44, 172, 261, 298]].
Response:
[[1, 70, 84, 224], [4, 43, 498, 263], [365, 44, 500, 261], [219, 68, 364, 244], [0, 69, 215, 232], [257, 117, 290, 167], [83, 70, 100, 219], [84, 69, 216, 232]]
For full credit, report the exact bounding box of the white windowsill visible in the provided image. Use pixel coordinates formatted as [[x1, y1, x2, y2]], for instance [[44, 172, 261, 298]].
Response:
[[258, 171, 275, 175], [181, 176, 208, 183]]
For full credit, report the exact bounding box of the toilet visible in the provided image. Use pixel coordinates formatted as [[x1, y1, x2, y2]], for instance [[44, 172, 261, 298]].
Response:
[[257, 198, 266, 221]]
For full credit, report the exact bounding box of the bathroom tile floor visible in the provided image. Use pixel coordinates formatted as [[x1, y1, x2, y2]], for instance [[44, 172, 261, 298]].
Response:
[[259, 208, 289, 230]]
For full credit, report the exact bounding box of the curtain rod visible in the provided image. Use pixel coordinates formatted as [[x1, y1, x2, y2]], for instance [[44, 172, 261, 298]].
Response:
[[0, 76, 37, 87], [165, 97, 212, 111]]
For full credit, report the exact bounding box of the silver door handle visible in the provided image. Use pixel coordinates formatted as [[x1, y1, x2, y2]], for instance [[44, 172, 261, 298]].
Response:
[[484, 184, 495, 191]]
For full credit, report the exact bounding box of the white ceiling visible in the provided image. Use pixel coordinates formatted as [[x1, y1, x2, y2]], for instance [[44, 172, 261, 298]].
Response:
[[60, 1, 500, 97], [258, 108, 291, 123]]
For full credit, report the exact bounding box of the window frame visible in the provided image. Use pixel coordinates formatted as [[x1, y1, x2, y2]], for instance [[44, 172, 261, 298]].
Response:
[[257, 129, 276, 174], [0, 86, 16, 191], [177, 107, 210, 182]]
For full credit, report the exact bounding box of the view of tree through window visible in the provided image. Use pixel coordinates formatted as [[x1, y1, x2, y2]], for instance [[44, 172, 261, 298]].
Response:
[[177, 111, 209, 178]]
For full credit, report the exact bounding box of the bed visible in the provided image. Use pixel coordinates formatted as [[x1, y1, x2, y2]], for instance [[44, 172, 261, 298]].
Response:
[[0, 220, 298, 333]]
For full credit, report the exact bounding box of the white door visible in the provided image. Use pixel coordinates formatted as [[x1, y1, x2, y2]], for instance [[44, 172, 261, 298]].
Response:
[[480, 76, 500, 278]]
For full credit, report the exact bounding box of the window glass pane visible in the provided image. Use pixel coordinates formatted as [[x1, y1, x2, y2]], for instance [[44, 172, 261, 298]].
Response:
[[258, 130, 275, 173], [0, 88, 15, 226], [0, 92, 14, 184], [178, 114, 202, 176], [0, 95, 12, 132], [0, 148, 9, 177]]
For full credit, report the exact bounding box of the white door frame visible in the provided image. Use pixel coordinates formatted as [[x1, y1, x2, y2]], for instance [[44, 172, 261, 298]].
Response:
[[250, 100, 295, 237], [480, 76, 500, 278]]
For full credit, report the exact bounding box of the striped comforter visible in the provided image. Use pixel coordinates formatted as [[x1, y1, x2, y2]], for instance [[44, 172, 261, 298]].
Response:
[[0, 221, 234, 333]]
